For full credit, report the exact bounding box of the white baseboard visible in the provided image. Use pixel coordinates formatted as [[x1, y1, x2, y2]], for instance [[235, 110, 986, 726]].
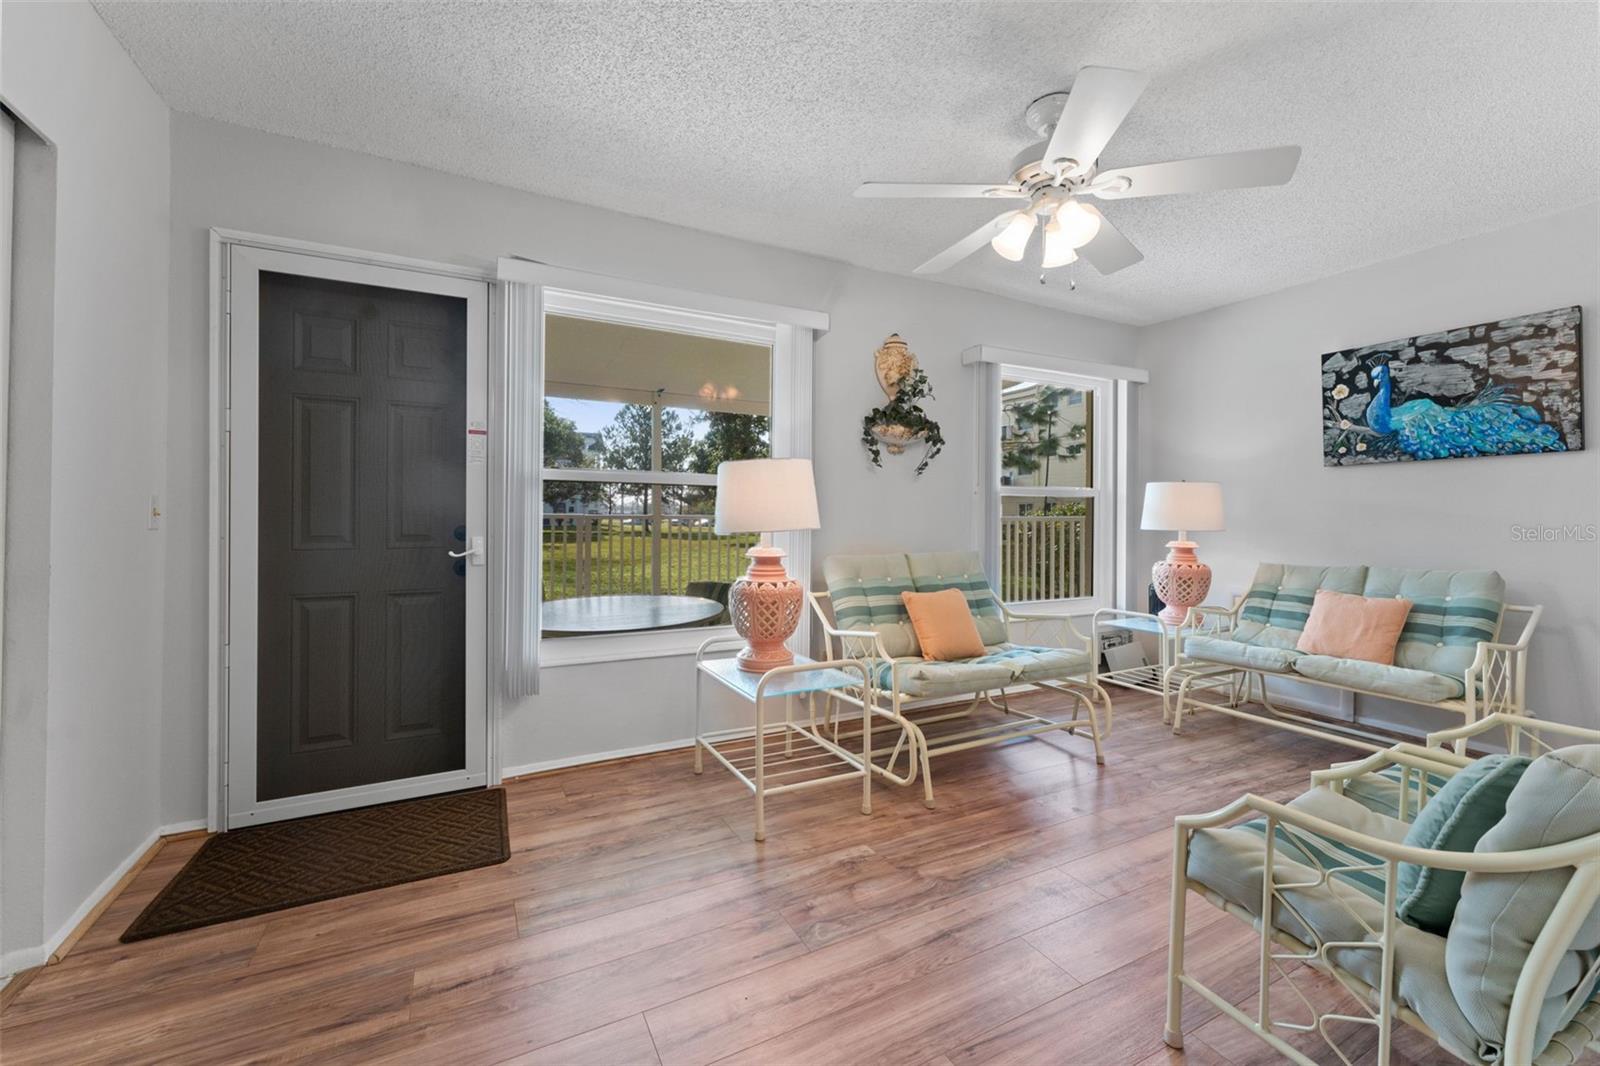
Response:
[[497, 689, 1084, 781], [1, 944, 47, 980], [501, 737, 697, 779], [1, 820, 210, 979]]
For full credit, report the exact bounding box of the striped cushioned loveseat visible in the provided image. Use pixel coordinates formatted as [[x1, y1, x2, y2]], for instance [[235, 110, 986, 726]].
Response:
[[811, 551, 1111, 805], [1176, 562, 1540, 749]]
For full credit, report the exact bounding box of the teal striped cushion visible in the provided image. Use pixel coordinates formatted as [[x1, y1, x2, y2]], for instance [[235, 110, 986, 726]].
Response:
[[1240, 585, 1318, 630], [1342, 763, 1453, 821], [872, 643, 1086, 696], [1234, 564, 1368, 648], [830, 578, 914, 628], [822, 554, 920, 658], [1238, 816, 1389, 902], [1363, 568, 1505, 680], [907, 552, 1009, 646]]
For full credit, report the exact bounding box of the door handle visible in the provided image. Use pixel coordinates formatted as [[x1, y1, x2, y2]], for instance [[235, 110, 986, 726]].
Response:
[[448, 536, 485, 565]]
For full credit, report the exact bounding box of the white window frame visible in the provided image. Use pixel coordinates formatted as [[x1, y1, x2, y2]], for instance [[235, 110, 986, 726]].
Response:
[[993, 364, 1115, 611], [966, 342, 1146, 617], [498, 260, 823, 668]]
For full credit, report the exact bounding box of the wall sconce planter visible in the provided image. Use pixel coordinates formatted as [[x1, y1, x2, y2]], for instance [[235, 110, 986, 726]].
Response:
[[861, 334, 945, 476]]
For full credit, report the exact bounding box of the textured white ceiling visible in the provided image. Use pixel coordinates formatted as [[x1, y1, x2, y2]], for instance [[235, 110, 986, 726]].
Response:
[[95, 1, 1598, 325]]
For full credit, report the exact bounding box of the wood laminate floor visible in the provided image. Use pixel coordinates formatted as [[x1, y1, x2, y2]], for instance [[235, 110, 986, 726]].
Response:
[[0, 692, 1476, 1064]]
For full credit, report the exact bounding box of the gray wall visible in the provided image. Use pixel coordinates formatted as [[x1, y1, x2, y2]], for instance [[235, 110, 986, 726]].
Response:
[[164, 114, 1138, 817], [0, 0, 171, 969], [1, 118, 57, 968], [1134, 202, 1599, 733]]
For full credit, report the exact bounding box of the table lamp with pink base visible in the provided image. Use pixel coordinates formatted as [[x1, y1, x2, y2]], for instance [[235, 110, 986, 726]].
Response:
[[714, 458, 822, 673], [1140, 481, 1225, 626]]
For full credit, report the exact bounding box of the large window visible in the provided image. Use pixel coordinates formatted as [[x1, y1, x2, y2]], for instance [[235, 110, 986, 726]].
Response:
[[997, 368, 1109, 604], [541, 303, 774, 631]]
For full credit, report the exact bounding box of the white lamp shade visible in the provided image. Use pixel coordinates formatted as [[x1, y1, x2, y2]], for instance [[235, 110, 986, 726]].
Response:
[[1140, 481, 1225, 532], [714, 458, 821, 535]]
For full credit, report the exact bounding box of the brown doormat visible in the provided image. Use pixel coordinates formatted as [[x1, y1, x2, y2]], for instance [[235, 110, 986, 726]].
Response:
[[121, 788, 509, 942]]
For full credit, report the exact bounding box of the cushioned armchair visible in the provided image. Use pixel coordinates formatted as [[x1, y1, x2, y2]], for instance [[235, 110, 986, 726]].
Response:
[[1171, 563, 1541, 752], [809, 551, 1110, 807], [1166, 724, 1600, 1066]]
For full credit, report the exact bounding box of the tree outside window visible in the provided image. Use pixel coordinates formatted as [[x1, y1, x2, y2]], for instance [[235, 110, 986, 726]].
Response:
[[999, 377, 1097, 601], [540, 312, 773, 616]]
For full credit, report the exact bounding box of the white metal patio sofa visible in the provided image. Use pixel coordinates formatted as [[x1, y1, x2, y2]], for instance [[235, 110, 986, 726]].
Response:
[[1166, 563, 1542, 752], [808, 551, 1111, 807], [1166, 713, 1600, 1066]]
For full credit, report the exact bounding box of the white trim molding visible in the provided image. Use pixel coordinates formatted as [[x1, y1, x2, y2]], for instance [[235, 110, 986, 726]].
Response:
[[498, 257, 829, 333], [544, 288, 778, 347], [983, 362, 1122, 612], [207, 229, 495, 831], [214, 228, 491, 282], [962, 343, 1149, 384]]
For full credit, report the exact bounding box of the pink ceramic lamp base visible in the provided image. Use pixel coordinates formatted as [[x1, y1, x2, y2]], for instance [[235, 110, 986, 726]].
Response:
[[1152, 540, 1212, 627], [730, 546, 804, 672]]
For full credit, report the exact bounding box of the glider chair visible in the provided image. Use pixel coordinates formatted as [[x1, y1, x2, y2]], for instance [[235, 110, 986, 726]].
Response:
[[808, 551, 1110, 807], [1166, 727, 1600, 1066], [1168, 563, 1542, 753], [1314, 713, 1600, 825]]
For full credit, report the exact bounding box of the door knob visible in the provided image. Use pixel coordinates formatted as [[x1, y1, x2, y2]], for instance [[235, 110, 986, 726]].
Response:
[[447, 536, 485, 565]]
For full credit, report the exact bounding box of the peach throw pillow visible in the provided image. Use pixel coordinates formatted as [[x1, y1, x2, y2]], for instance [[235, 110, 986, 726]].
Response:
[[1295, 589, 1413, 664], [901, 588, 987, 661]]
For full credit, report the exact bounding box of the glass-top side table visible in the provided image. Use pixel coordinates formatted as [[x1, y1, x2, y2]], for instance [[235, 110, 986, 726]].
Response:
[[1092, 607, 1237, 719], [694, 636, 874, 841]]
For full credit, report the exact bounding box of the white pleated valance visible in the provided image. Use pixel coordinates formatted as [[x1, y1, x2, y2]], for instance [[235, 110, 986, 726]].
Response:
[[961, 344, 1149, 384]]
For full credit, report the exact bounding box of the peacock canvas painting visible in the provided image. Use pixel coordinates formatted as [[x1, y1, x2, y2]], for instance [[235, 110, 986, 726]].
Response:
[[1322, 305, 1584, 466]]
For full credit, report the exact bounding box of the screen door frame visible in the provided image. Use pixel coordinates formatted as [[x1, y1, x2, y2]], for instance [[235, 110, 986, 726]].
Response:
[[222, 243, 490, 828]]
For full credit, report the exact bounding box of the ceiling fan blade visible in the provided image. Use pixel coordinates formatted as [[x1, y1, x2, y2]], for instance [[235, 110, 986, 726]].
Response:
[[1042, 66, 1150, 177], [914, 212, 1016, 274], [1089, 146, 1302, 199], [856, 182, 1028, 199], [1074, 205, 1143, 275]]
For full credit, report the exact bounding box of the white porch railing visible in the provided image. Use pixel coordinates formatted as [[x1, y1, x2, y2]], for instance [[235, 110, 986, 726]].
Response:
[[1001, 514, 1090, 602], [542, 513, 758, 599]]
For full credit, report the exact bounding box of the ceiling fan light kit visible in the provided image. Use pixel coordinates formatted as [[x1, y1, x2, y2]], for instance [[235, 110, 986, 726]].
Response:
[[1052, 200, 1102, 248], [990, 211, 1037, 261], [857, 65, 1303, 278], [1040, 215, 1079, 269]]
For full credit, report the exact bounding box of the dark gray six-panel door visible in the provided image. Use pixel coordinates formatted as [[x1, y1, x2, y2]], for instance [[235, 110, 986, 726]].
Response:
[[256, 271, 467, 801]]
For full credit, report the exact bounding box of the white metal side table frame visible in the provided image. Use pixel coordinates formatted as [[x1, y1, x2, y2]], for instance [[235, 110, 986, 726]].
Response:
[[1092, 607, 1236, 718], [693, 636, 877, 841]]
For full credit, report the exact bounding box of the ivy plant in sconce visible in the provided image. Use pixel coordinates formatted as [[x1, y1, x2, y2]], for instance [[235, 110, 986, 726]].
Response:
[[861, 334, 945, 476]]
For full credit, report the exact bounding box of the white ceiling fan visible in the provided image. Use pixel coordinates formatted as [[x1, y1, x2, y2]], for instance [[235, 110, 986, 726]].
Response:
[[856, 66, 1302, 277]]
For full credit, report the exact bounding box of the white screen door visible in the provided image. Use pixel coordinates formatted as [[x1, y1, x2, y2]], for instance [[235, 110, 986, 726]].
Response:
[[225, 246, 489, 827]]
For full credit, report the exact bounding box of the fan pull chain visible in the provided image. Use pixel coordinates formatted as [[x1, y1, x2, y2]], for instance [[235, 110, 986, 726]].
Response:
[[1038, 268, 1079, 291]]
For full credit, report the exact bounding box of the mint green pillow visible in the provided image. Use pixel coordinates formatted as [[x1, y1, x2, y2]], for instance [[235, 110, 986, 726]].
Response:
[[1396, 754, 1530, 933]]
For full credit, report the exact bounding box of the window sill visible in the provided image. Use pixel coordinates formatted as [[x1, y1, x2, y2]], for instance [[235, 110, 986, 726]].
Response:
[[1005, 596, 1105, 617], [539, 625, 739, 668]]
